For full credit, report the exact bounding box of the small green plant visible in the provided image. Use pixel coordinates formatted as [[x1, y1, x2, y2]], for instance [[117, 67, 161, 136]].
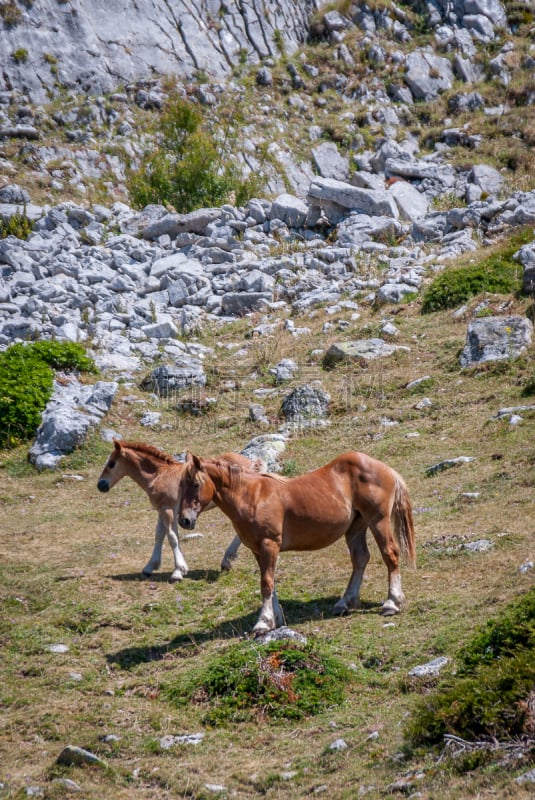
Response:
[[281, 459, 300, 477], [421, 228, 533, 313], [0, 341, 97, 448], [0, 208, 34, 240], [11, 47, 28, 63], [404, 588, 535, 747], [165, 639, 353, 724], [127, 94, 260, 214]]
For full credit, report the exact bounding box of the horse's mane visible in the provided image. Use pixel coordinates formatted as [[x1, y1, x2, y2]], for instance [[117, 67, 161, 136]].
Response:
[[121, 440, 179, 467], [209, 458, 288, 488]]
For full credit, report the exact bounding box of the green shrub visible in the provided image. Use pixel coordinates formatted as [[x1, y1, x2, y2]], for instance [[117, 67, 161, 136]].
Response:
[[127, 94, 260, 213], [11, 47, 28, 63], [405, 588, 535, 747], [0, 208, 34, 240], [0, 341, 97, 448], [421, 229, 532, 313], [165, 639, 352, 724]]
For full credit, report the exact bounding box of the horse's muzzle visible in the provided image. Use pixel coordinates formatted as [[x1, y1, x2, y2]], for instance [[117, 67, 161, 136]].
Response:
[[179, 515, 196, 530], [97, 479, 110, 493]]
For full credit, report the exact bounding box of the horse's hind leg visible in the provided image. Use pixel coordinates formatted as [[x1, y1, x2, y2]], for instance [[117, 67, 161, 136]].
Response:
[[333, 517, 370, 616], [142, 518, 166, 577], [221, 535, 241, 571], [369, 517, 404, 615]]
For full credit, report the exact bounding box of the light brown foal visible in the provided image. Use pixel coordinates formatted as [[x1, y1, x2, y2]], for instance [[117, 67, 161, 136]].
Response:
[[97, 440, 259, 581], [178, 450, 416, 634]]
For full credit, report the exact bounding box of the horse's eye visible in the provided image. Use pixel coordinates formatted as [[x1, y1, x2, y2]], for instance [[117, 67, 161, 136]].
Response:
[[108, 460, 116, 469]]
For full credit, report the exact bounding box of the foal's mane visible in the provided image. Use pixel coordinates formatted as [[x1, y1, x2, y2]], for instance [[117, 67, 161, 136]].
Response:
[[121, 440, 179, 467]]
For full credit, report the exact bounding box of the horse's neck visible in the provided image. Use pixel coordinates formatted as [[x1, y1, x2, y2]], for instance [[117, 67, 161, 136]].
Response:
[[125, 452, 156, 493], [207, 464, 254, 519]]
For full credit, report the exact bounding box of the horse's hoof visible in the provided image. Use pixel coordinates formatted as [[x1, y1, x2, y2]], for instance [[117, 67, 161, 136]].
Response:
[[220, 560, 232, 572], [253, 620, 276, 636], [141, 570, 153, 579], [333, 602, 348, 616], [381, 599, 400, 616], [169, 572, 184, 583]]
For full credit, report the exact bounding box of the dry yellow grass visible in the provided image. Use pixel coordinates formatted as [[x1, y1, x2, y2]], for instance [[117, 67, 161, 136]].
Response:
[[0, 293, 534, 799]]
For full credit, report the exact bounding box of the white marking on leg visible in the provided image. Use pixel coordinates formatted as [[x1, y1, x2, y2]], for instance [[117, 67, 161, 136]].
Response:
[[142, 519, 166, 576], [382, 573, 405, 615]]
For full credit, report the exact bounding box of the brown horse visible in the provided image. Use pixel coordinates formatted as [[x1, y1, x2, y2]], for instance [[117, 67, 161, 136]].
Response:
[[97, 440, 260, 582], [178, 451, 415, 634]]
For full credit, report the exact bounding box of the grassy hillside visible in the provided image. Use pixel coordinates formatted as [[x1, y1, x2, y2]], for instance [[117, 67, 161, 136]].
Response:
[[0, 284, 533, 798]]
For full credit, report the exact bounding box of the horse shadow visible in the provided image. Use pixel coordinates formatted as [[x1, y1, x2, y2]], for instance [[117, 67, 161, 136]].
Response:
[[106, 596, 382, 670], [107, 568, 222, 584]]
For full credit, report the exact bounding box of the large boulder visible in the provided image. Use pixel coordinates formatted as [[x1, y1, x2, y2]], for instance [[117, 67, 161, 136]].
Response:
[[323, 339, 410, 368], [29, 379, 118, 470], [459, 316, 533, 367]]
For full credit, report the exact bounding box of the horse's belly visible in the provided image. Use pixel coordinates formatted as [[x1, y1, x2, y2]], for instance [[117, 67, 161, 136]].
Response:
[[280, 513, 351, 552]]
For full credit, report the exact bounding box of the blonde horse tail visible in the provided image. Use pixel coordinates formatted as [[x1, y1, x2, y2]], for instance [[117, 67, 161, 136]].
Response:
[[392, 472, 416, 567]]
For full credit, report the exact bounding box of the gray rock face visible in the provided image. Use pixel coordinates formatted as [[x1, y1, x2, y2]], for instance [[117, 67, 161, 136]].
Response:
[[459, 316, 533, 367], [404, 49, 454, 100], [0, 1, 317, 103], [323, 339, 409, 368], [29, 378, 118, 470], [280, 384, 330, 426], [140, 360, 206, 397], [308, 177, 399, 221]]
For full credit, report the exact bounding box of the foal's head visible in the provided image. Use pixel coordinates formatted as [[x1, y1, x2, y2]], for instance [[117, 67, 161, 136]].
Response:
[[178, 452, 215, 530], [97, 439, 128, 493]]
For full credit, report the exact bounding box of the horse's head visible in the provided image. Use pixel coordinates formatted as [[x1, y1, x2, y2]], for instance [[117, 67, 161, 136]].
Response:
[[97, 439, 127, 493], [178, 451, 214, 530]]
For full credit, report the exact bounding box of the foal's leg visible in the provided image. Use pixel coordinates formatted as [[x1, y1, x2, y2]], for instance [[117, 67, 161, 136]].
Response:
[[253, 539, 284, 635], [221, 535, 241, 571], [369, 516, 404, 615], [164, 507, 189, 582], [333, 518, 370, 615], [142, 517, 166, 577]]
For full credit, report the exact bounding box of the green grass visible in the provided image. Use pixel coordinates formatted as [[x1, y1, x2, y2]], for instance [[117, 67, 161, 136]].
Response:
[[421, 227, 533, 313]]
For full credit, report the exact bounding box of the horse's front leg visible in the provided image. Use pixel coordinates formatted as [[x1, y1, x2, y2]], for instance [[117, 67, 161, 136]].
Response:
[[221, 535, 241, 571], [333, 518, 370, 616], [165, 508, 189, 582], [253, 539, 284, 635], [142, 517, 166, 577], [369, 517, 404, 615]]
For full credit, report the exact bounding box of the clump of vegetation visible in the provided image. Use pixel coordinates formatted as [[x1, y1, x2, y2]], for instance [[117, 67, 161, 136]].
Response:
[[127, 94, 259, 214], [11, 47, 28, 63], [421, 228, 533, 313], [165, 639, 352, 724], [404, 588, 535, 747], [0, 340, 97, 448], [0, 208, 34, 240], [0, 0, 22, 26]]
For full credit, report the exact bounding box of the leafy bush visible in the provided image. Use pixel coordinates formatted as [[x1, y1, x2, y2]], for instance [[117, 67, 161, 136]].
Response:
[[405, 588, 535, 747], [127, 94, 260, 214], [165, 639, 352, 724], [0, 208, 34, 240], [421, 228, 532, 313], [0, 341, 97, 448]]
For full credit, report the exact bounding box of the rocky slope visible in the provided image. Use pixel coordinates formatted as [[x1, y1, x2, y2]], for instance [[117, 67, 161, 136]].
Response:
[[0, 0, 319, 104], [1, 0, 534, 465]]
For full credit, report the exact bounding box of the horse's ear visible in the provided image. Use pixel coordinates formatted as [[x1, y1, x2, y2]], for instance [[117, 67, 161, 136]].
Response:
[[193, 454, 203, 471], [113, 439, 122, 452]]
